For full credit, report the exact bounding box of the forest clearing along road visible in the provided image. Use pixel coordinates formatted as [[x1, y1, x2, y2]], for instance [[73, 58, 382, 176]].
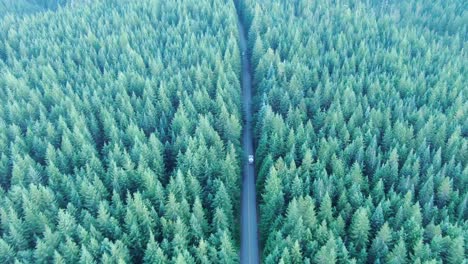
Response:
[[236, 2, 260, 263]]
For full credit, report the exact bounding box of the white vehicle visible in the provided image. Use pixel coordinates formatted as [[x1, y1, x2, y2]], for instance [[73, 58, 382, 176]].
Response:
[[248, 155, 254, 164]]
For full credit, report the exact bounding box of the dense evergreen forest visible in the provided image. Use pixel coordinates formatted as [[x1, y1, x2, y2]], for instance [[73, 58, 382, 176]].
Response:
[[0, 0, 466, 263], [0, 0, 242, 262], [0, 0, 72, 18], [240, 0, 467, 263]]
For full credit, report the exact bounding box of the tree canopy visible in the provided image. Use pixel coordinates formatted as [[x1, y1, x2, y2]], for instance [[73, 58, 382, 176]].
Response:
[[244, 0, 467, 262], [0, 0, 242, 262], [0, 0, 466, 263]]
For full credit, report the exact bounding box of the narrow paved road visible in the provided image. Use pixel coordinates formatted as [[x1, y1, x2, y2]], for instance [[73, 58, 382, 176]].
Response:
[[236, 3, 260, 263]]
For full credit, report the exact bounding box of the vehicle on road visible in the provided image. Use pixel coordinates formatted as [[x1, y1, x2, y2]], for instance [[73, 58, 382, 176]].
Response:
[[248, 155, 254, 164]]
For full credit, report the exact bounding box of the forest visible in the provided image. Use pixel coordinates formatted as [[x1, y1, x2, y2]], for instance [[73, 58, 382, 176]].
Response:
[[0, 0, 72, 18], [240, 0, 467, 263], [0, 0, 242, 262], [0, 0, 466, 263]]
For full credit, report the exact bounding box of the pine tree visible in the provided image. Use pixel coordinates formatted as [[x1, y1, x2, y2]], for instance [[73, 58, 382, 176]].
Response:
[[0, 238, 15, 264], [386, 238, 407, 264], [318, 192, 333, 223], [218, 231, 238, 263], [315, 235, 337, 264], [190, 197, 208, 241], [447, 236, 464, 264], [261, 166, 284, 239], [371, 203, 384, 233], [79, 246, 96, 264], [194, 239, 210, 264], [349, 207, 370, 250]]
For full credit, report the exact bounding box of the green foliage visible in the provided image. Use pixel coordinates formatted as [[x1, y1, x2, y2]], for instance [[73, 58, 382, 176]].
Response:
[[247, 0, 467, 262], [349, 207, 370, 250], [0, 0, 74, 18], [0, 0, 242, 262], [0, 0, 466, 262]]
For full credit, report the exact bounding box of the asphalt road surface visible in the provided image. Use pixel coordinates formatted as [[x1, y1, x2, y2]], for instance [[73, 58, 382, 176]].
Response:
[[236, 8, 260, 264]]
